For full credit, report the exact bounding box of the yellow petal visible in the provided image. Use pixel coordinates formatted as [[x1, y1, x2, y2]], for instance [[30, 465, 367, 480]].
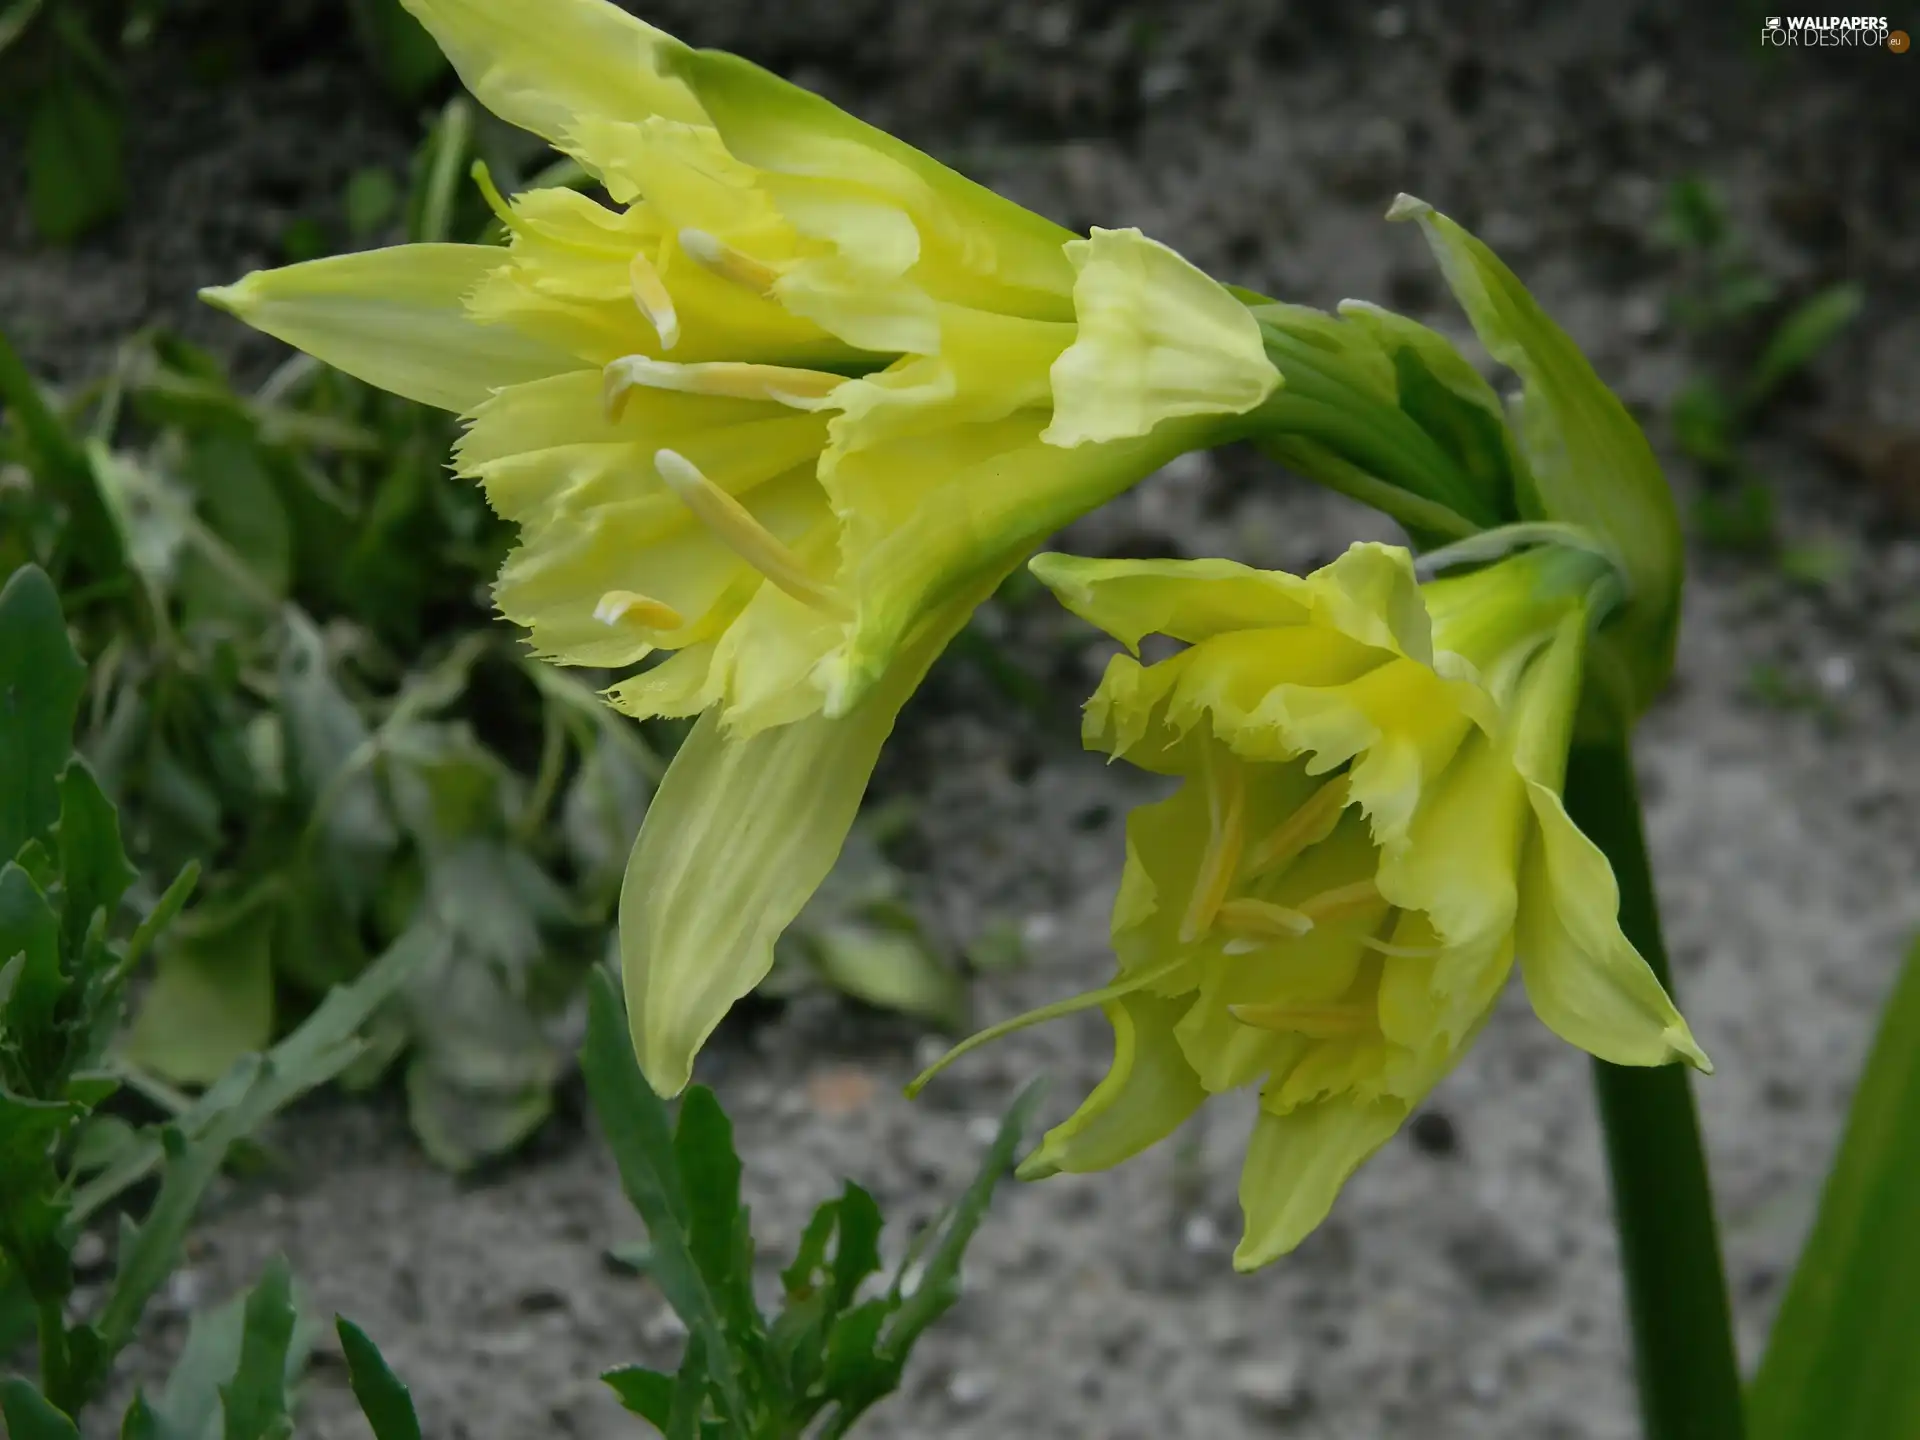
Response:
[[397, 0, 708, 163], [1028, 552, 1314, 653], [1043, 227, 1279, 448], [1017, 993, 1207, 1178], [619, 573, 994, 1096], [201, 246, 576, 412], [1234, 1097, 1408, 1269], [1375, 727, 1529, 951], [1516, 786, 1710, 1072], [668, 44, 1078, 312]]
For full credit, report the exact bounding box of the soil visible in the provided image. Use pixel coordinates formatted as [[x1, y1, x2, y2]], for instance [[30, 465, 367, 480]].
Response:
[[7, 3, 1920, 1437]]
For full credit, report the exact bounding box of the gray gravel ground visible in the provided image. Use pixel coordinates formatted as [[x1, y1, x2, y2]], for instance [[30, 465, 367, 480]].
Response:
[[9, 3, 1919, 1437]]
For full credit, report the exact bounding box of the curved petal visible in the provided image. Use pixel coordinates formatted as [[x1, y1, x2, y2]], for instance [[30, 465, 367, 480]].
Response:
[[1017, 993, 1207, 1178], [1044, 227, 1279, 448], [201, 246, 576, 412], [620, 571, 995, 1095], [1234, 1095, 1408, 1269], [1029, 552, 1314, 653], [1516, 785, 1711, 1072], [398, 0, 708, 157]]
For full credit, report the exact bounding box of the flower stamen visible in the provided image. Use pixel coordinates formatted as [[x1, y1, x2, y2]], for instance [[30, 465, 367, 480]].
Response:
[[1216, 897, 1316, 940], [1228, 1002, 1375, 1039], [652, 448, 851, 618], [1179, 746, 1246, 944], [678, 227, 781, 295], [594, 590, 685, 630], [1294, 879, 1384, 925], [629, 251, 680, 351], [1241, 776, 1351, 881], [604, 355, 842, 419]]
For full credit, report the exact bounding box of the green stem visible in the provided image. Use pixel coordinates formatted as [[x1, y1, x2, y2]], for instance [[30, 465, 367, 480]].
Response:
[[1564, 741, 1745, 1440]]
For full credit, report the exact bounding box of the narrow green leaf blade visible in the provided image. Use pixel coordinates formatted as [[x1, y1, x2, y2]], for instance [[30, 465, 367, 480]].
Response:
[[580, 970, 743, 1427], [26, 72, 124, 242], [218, 1258, 297, 1440], [1744, 282, 1864, 410], [0, 564, 85, 862], [55, 759, 137, 957], [1749, 935, 1920, 1440], [601, 1366, 674, 1428], [336, 1318, 422, 1440], [1, 1378, 80, 1440], [828, 1183, 883, 1311]]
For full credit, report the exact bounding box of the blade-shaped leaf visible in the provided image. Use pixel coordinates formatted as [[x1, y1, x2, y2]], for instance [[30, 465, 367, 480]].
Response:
[[580, 970, 743, 1427], [218, 1258, 296, 1440], [602, 1366, 674, 1428], [1744, 283, 1864, 411], [828, 1184, 883, 1312], [1748, 935, 1920, 1439], [1, 1378, 80, 1440], [336, 1319, 422, 1440], [0, 565, 85, 863], [673, 1087, 759, 1348], [55, 760, 136, 959]]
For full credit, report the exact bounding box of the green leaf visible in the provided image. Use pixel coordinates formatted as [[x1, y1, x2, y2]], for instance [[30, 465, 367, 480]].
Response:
[[175, 435, 292, 626], [1671, 378, 1737, 470], [579, 970, 744, 1428], [1748, 935, 1920, 1440], [336, 1319, 422, 1440], [126, 901, 275, 1087], [828, 1183, 883, 1311], [0, 1086, 74, 1296], [72, 925, 440, 1226], [883, 1078, 1043, 1355], [0, 564, 85, 863], [672, 1088, 748, 1319], [1, 1377, 80, 1440], [218, 1259, 297, 1440], [1744, 283, 1864, 411], [55, 760, 137, 960], [1389, 194, 1682, 724], [26, 72, 123, 243], [119, 862, 201, 980], [139, 1274, 313, 1440], [664, 1335, 706, 1440], [96, 1079, 266, 1362], [0, 863, 65, 1082], [601, 1366, 674, 1428]]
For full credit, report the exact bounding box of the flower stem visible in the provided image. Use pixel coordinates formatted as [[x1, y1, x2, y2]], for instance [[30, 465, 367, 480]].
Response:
[[1564, 741, 1745, 1440]]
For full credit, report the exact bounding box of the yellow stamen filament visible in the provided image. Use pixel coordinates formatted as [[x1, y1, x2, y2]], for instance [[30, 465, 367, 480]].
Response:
[[652, 448, 851, 618], [1215, 897, 1316, 940], [628, 252, 680, 351], [470, 161, 516, 229], [1229, 1002, 1375, 1040], [1179, 747, 1246, 944], [603, 355, 842, 420], [678, 227, 780, 294], [593, 590, 684, 631], [1241, 776, 1352, 880], [1294, 879, 1385, 925]]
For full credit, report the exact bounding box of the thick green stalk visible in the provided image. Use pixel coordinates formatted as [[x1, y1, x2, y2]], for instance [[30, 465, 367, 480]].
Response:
[[1564, 742, 1744, 1440]]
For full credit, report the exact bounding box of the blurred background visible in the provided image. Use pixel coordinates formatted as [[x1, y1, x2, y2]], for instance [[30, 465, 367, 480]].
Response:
[[3, 2, 1917, 1436]]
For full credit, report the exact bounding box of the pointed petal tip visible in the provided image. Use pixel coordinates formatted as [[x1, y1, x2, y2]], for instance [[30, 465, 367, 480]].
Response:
[[1386, 193, 1433, 223], [197, 281, 247, 316], [1673, 1029, 1713, 1075], [1013, 1151, 1060, 1182]]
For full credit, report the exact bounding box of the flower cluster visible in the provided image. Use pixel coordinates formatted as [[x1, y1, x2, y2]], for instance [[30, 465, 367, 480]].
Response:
[[206, 0, 1701, 1261]]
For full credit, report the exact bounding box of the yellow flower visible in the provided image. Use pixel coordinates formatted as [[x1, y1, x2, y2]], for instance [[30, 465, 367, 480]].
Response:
[[200, 0, 1280, 1093], [917, 541, 1707, 1269]]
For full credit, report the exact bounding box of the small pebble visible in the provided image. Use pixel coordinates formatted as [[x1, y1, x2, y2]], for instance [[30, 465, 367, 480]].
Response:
[[1232, 1357, 1309, 1418], [947, 1370, 993, 1410]]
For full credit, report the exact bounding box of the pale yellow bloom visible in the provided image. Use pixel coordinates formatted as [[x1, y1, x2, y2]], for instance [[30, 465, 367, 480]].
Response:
[[201, 0, 1280, 1093], [920, 542, 1706, 1268]]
